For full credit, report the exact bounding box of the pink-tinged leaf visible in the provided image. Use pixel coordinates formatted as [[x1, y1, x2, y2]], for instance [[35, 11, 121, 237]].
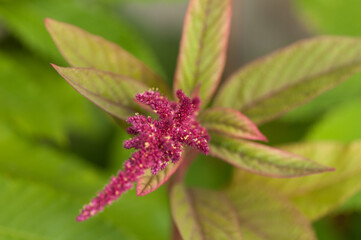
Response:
[[209, 133, 334, 178], [136, 148, 199, 196], [233, 141, 361, 220], [136, 161, 182, 196], [52, 65, 148, 120], [198, 107, 267, 141], [224, 184, 316, 240], [171, 184, 243, 240], [173, 0, 231, 106], [214, 37, 361, 124], [45, 18, 171, 96], [171, 184, 316, 240]]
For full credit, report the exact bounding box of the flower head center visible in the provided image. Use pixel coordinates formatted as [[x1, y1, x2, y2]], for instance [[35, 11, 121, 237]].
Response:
[[76, 89, 209, 222]]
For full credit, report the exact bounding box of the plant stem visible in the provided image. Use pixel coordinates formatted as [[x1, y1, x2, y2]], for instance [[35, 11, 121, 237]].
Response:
[[168, 148, 198, 240], [172, 221, 183, 240], [169, 148, 198, 189]]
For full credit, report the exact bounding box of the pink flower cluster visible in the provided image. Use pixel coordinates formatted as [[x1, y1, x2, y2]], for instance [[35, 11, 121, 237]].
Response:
[[76, 89, 210, 221]]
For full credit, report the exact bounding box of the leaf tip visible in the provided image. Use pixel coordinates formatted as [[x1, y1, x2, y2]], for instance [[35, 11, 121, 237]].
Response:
[[251, 127, 268, 142], [325, 166, 336, 172], [136, 184, 152, 197], [300, 163, 335, 177], [190, 83, 201, 99], [258, 133, 269, 142], [44, 18, 56, 30], [247, 120, 268, 142], [44, 17, 50, 25], [136, 191, 146, 197], [50, 63, 60, 71], [311, 161, 336, 174]]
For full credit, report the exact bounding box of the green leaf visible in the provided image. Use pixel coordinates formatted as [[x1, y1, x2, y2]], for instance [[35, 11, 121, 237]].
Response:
[[232, 141, 361, 220], [173, 0, 231, 106], [0, 175, 132, 240], [225, 183, 316, 240], [303, 99, 361, 215], [103, 188, 171, 240], [214, 37, 361, 124], [45, 18, 170, 96], [293, 0, 361, 37], [0, 51, 99, 144], [306, 99, 361, 142], [171, 184, 243, 240], [312, 218, 344, 240], [209, 133, 333, 178], [280, 71, 361, 122], [0, 122, 171, 240], [186, 154, 233, 190], [52, 65, 149, 120], [109, 129, 134, 170], [137, 161, 182, 196], [171, 183, 316, 240], [107, 0, 187, 2], [337, 191, 361, 213], [0, 122, 103, 197], [0, 0, 161, 72], [198, 107, 267, 141]]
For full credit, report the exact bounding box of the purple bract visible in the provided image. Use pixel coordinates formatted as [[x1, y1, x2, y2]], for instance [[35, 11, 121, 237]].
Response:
[[76, 89, 210, 221]]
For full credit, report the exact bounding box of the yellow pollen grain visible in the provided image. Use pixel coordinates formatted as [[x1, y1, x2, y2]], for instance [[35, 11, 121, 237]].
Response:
[[144, 142, 150, 148]]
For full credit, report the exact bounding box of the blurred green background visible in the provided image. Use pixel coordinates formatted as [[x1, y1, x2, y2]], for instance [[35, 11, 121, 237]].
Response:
[[0, 0, 361, 239]]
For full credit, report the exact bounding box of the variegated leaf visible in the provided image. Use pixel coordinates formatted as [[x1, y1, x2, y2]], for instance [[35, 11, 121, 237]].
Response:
[[171, 184, 316, 240], [45, 18, 170, 96], [225, 184, 316, 240], [52, 65, 148, 120], [137, 161, 182, 196], [174, 0, 231, 106], [209, 134, 333, 178], [198, 107, 267, 141], [171, 184, 243, 240], [233, 141, 361, 220], [214, 37, 361, 124]]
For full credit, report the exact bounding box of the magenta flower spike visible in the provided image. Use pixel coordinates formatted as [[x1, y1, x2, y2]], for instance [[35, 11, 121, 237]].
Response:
[[76, 89, 209, 222]]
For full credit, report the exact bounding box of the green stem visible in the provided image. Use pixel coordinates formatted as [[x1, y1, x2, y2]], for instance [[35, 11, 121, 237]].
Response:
[[169, 148, 199, 240]]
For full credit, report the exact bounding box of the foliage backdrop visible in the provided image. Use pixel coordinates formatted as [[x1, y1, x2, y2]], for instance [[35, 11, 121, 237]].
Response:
[[0, 0, 361, 239]]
